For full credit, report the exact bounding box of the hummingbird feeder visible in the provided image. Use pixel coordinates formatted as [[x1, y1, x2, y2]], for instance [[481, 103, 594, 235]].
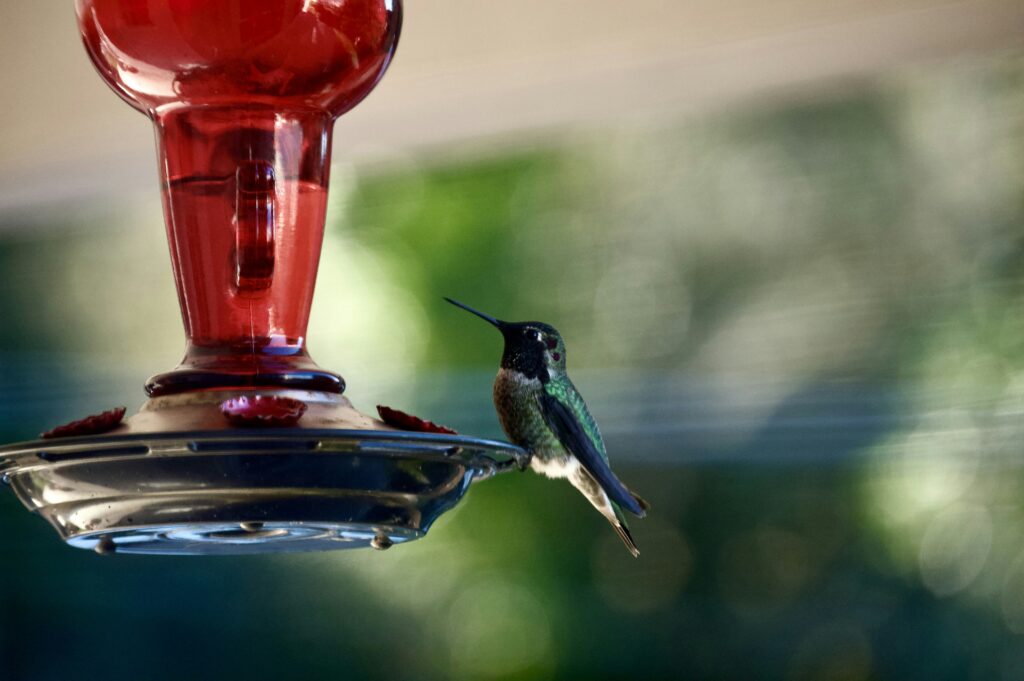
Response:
[[0, 0, 525, 555]]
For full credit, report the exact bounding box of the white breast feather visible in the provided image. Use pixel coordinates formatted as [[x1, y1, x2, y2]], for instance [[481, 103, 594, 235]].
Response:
[[530, 454, 579, 479]]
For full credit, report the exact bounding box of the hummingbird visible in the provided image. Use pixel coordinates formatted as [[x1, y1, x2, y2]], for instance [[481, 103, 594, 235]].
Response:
[[445, 297, 649, 557]]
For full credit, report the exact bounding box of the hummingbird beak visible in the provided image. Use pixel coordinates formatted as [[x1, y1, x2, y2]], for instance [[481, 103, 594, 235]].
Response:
[[444, 297, 505, 330]]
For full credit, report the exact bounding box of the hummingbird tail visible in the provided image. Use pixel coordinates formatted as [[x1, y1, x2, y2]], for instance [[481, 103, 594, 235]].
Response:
[[610, 519, 640, 558], [568, 467, 643, 557]]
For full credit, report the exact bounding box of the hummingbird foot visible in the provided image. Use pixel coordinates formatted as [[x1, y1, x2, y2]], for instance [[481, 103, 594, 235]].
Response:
[[494, 449, 531, 473], [515, 449, 532, 472]]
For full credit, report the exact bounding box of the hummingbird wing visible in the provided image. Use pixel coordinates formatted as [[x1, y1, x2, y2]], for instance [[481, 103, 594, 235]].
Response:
[[625, 485, 652, 513], [537, 392, 646, 518]]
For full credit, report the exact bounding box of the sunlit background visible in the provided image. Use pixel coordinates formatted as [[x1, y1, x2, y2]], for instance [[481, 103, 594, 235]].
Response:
[[1, 1, 1023, 679]]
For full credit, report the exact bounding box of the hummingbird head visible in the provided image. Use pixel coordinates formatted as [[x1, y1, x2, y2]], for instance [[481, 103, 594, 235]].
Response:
[[445, 298, 567, 382]]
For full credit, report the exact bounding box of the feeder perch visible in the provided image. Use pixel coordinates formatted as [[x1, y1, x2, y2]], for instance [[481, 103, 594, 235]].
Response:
[[0, 0, 526, 555]]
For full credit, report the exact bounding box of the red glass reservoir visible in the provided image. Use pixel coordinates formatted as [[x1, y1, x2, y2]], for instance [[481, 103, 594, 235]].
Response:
[[76, 0, 402, 396]]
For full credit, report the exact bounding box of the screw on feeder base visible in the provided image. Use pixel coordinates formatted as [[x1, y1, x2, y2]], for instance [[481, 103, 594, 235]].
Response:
[[95, 536, 116, 555], [371, 533, 393, 551]]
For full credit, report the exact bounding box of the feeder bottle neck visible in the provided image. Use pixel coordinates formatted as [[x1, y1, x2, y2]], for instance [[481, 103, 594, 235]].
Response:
[[145, 106, 344, 396]]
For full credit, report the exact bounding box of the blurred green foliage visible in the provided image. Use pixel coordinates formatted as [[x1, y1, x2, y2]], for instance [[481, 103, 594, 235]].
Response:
[[0, 55, 1022, 680]]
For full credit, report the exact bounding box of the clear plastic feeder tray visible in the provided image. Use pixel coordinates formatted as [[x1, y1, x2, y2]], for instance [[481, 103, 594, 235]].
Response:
[[0, 428, 525, 555]]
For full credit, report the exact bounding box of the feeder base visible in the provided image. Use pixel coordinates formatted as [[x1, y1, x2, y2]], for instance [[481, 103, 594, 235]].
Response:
[[0, 428, 525, 555]]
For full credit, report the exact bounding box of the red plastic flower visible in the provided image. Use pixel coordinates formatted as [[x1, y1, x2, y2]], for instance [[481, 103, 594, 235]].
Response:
[[41, 406, 126, 439], [220, 395, 307, 427], [377, 405, 457, 435]]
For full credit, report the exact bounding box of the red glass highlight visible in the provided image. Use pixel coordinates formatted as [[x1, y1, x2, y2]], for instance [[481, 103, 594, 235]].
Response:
[[75, 0, 402, 396]]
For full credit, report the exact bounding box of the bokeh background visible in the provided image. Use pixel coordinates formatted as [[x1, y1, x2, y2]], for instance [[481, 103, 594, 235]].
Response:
[[1, 1, 1023, 679]]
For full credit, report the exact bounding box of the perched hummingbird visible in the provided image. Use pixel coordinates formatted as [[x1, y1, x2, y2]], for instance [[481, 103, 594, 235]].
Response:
[[445, 297, 649, 557]]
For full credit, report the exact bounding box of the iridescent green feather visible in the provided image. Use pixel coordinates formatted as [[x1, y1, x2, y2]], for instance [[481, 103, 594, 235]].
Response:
[[543, 377, 609, 463]]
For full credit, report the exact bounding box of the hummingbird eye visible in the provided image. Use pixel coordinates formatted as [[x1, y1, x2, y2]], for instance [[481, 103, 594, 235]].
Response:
[[525, 328, 542, 342]]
